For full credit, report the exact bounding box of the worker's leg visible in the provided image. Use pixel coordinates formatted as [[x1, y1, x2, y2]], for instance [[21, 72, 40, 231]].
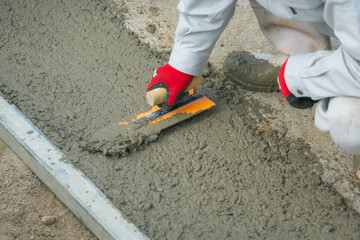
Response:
[[315, 97, 360, 180], [315, 97, 360, 155], [225, 0, 331, 92], [249, 0, 331, 60]]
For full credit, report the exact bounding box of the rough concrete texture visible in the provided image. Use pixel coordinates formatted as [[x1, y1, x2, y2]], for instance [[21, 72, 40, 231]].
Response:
[[1, 1, 360, 240], [121, 0, 360, 218]]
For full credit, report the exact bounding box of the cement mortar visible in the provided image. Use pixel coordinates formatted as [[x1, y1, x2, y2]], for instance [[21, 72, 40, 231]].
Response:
[[120, 0, 360, 216], [1, 0, 360, 239]]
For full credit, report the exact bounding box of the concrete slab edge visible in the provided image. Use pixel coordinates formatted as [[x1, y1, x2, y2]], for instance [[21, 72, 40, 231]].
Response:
[[0, 96, 149, 240]]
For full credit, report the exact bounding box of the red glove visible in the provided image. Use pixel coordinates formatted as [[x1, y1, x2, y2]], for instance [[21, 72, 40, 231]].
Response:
[[147, 64, 193, 110], [278, 58, 316, 109]]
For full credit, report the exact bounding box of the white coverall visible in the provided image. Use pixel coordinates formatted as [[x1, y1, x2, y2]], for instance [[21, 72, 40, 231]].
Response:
[[168, 0, 360, 155]]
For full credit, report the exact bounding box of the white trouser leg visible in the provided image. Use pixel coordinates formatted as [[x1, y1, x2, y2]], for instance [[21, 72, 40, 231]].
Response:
[[249, 1, 360, 156], [249, 0, 331, 65], [315, 97, 360, 155]]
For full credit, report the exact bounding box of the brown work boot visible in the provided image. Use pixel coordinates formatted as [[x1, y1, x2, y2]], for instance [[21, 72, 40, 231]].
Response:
[[223, 51, 286, 92], [354, 155, 360, 182]]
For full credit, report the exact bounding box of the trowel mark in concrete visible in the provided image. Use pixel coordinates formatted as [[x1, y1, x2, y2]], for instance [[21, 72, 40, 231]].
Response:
[[85, 92, 215, 157], [1, 0, 360, 239], [85, 117, 161, 157]]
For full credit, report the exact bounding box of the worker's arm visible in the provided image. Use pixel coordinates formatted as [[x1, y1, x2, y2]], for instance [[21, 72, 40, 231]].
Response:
[[147, 0, 237, 109], [281, 0, 360, 104], [169, 0, 238, 76]]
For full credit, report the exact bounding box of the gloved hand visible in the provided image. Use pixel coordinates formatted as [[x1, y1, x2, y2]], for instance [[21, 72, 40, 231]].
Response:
[[278, 58, 316, 109], [147, 64, 193, 110]]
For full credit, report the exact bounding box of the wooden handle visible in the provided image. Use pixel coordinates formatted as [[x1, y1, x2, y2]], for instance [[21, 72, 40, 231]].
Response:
[[146, 75, 203, 106]]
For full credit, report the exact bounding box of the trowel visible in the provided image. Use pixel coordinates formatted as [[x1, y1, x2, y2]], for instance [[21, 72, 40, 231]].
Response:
[[86, 76, 216, 157]]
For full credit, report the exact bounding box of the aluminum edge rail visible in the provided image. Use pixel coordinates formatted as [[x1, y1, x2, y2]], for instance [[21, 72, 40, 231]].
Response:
[[0, 96, 149, 240]]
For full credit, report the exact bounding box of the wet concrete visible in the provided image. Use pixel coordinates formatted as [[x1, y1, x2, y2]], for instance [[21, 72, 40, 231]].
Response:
[[122, 0, 360, 215], [85, 92, 215, 157], [1, 0, 360, 239]]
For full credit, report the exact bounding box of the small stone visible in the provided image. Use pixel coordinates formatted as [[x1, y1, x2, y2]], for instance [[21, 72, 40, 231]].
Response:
[[321, 170, 336, 184], [149, 6, 159, 15], [41, 215, 56, 225], [193, 162, 202, 172], [146, 24, 156, 34], [321, 224, 334, 233], [0, 203, 8, 211]]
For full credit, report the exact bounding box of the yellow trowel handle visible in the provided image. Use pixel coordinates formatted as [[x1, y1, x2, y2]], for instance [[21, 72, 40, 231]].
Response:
[[146, 75, 203, 107]]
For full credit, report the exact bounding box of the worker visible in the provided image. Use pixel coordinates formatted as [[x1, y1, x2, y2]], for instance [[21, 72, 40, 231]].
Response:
[[147, 0, 360, 171]]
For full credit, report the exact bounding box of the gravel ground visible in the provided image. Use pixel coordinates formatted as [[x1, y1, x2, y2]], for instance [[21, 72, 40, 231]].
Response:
[[0, 141, 94, 240]]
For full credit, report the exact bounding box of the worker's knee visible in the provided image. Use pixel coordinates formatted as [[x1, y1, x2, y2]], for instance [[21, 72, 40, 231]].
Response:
[[249, 0, 331, 55], [315, 97, 360, 155]]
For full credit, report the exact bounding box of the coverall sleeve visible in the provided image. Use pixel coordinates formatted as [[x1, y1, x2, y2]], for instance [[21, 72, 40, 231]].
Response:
[[169, 0, 238, 76], [285, 0, 360, 100]]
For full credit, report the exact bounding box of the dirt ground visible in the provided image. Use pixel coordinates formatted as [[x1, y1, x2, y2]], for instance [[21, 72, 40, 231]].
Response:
[[0, 141, 94, 240], [1, 0, 360, 240]]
